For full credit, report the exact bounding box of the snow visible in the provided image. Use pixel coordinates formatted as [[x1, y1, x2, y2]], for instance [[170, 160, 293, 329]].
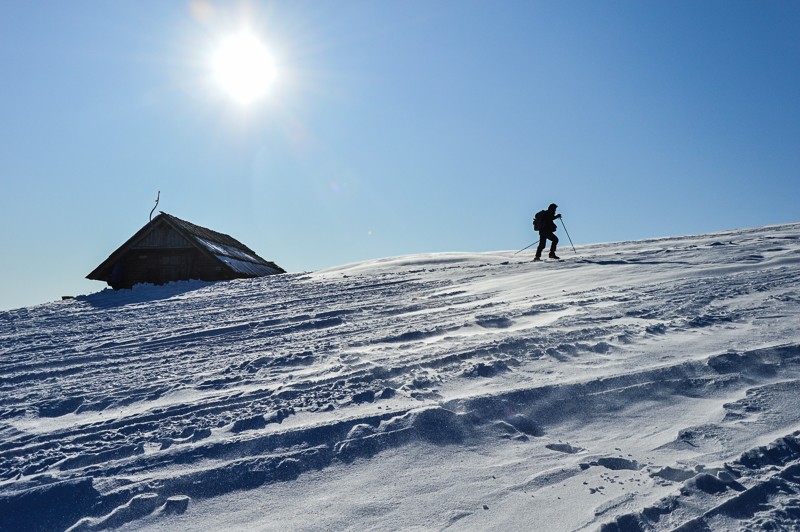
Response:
[[193, 237, 261, 264], [213, 254, 283, 277], [191, 236, 282, 276], [2, 223, 800, 531]]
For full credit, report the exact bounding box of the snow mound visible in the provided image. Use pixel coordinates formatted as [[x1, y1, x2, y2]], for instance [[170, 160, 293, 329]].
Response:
[[1, 223, 800, 530]]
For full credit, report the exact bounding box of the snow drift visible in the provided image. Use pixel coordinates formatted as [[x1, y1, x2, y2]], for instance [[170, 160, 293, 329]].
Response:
[[1, 223, 800, 531]]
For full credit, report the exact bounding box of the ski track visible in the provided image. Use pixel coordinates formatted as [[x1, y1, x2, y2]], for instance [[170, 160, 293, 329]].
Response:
[[1, 223, 800, 530]]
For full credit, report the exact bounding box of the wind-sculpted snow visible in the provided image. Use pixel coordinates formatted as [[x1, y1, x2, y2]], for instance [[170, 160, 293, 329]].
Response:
[[1, 223, 800, 530]]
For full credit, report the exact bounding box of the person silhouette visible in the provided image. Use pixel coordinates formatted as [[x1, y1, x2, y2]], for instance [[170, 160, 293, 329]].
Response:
[[534, 203, 561, 261]]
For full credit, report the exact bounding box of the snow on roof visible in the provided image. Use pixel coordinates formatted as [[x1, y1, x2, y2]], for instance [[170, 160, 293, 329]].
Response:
[[160, 212, 284, 274], [213, 254, 283, 277]]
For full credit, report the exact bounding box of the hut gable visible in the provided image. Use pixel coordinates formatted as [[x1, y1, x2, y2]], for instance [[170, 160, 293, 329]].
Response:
[[87, 212, 285, 289]]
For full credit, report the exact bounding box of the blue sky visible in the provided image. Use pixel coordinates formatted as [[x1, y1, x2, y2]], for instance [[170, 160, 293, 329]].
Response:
[[1, 1, 798, 310]]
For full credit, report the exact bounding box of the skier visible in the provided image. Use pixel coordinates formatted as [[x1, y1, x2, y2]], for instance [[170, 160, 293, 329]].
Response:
[[533, 203, 561, 261]]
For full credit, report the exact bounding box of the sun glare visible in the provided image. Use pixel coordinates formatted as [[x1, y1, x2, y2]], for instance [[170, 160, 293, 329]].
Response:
[[212, 30, 277, 105]]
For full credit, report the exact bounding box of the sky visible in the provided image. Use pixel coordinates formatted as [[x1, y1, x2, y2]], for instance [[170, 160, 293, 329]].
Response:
[[1, 0, 798, 311]]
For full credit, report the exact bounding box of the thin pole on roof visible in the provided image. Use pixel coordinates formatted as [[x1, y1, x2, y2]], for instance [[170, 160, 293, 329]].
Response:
[[149, 191, 160, 221]]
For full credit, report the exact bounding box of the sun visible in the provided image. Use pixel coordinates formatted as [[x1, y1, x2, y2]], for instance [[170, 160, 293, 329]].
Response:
[[212, 30, 277, 106]]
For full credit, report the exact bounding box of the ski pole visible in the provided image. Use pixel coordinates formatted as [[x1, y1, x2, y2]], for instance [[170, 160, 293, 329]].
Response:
[[559, 218, 577, 254], [513, 241, 537, 255]]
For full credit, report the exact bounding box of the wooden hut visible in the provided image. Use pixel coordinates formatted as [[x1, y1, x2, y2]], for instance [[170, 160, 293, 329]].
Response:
[[87, 212, 285, 289]]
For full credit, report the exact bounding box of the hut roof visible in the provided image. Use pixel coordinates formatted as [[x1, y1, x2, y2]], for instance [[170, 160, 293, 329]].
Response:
[[87, 212, 285, 282]]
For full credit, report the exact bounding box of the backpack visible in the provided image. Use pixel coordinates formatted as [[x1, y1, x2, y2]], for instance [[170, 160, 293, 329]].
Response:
[[532, 210, 547, 231]]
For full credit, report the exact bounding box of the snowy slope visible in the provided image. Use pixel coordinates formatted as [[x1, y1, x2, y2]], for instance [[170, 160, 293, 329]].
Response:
[[2, 223, 800, 531]]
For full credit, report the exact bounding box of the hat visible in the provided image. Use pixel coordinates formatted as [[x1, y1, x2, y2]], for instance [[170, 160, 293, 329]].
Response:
[[548, 203, 558, 210]]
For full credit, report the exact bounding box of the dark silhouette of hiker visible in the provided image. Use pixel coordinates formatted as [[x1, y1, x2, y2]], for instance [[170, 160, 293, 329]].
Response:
[[533, 203, 561, 261]]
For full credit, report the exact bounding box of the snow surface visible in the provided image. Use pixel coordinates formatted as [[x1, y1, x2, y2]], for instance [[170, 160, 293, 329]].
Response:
[[2, 223, 800, 531]]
